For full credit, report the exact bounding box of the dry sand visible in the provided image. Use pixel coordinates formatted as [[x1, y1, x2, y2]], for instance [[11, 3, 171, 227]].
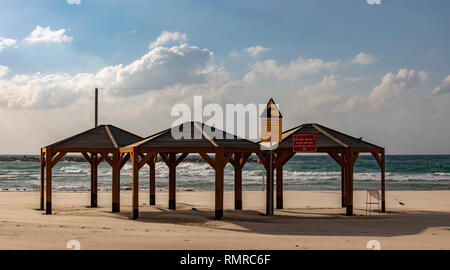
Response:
[[0, 190, 449, 249]]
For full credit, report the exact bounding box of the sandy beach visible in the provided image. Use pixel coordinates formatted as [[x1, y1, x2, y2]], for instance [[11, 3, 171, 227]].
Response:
[[0, 190, 449, 250]]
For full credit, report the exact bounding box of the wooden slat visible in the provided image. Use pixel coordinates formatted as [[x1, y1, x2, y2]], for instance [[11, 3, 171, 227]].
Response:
[[328, 152, 345, 167], [159, 152, 170, 165], [312, 123, 348, 147], [120, 153, 130, 169], [193, 122, 219, 147], [81, 152, 92, 164], [104, 125, 119, 148], [138, 152, 155, 170], [100, 153, 113, 167], [51, 151, 67, 168], [175, 153, 189, 166], [199, 152, 216, 168], [371, 152, 382, 167]]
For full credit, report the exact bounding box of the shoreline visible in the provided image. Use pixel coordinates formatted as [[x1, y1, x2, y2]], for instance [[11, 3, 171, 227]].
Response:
[[1, 190, 449, 249]]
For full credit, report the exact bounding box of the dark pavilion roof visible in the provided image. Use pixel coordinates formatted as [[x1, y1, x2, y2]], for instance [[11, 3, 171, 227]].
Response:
[[278, 123, 382, 150], [126, 121, 260, 150], [46, 125, 143, 149]]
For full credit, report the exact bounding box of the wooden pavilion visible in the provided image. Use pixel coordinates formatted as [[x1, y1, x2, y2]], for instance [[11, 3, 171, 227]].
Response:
[[267, 123, 385, 216], [40, 125, 143, 214], [119, 121, 261, 220]]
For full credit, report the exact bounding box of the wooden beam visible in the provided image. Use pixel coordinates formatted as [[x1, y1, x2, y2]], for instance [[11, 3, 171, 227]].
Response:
[[95, 155, 105, 166], [175, 152, 189, 166], [276, 164, 283, 209], [328, 152, 345, 167], [233, 153, 242, 210], [168, 153, 177, 210], [90, 153, 98, 207], [112, 150, 120, 213], [100, 153, 113, 167], [274, 152, 295, 168], [199, 152, 216, 168], [40, 149, 45, 210], [51, 151, 67, 168], [371, 152, 382, 168], [255, 151, 268, 169], [215, 148, 225, 219], [149, 155, 156, 206], [345, 148, 354, 216], [81, 152, 92, 164], [381, 148, 386, 213], [138, 152, 155, 170], [132, 149, 139, 219], [224, 152, 234, 165], [120, 153, 130, 169], [45, 148, 52, 215], [341, 165, 346, 208], [159, 152, 170, 166]]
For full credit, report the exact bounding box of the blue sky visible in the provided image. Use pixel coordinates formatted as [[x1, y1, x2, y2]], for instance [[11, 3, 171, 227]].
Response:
[[0, 0, 450, 154]]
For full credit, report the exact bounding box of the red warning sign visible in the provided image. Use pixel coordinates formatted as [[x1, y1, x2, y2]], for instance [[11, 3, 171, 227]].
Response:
[[293, 134, 317, 152]]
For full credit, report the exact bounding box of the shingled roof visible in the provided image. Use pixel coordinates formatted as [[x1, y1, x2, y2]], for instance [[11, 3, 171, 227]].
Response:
[[46, 125, 143, 149], [126, 121, 260, 152], [278, 123, 382, 151]]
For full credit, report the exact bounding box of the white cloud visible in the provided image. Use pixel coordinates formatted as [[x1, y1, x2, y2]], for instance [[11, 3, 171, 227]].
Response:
[[369, 69, 428, 109], [0, 66, 10, 77], [351, 52, 378, 65], [0, 37, 17, 52], [244, 45, 271, 57], [67, 0, 81, 4], [228, 50, 239, 58], [299, 74, 365, 95], [433, 75, 450, 95], [367, 0, 381, 5], [0, 38, 217, 109], [149, 31, 187, 49], [24, 26, 73, 44], [243, 57, 339, 82]]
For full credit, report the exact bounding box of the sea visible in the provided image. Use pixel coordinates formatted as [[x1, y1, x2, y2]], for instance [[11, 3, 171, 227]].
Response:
[[0, 155, 449, 192]]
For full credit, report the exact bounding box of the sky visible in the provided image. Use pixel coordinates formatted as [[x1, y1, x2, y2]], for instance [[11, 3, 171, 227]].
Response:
[[0, 0, 450, 154]]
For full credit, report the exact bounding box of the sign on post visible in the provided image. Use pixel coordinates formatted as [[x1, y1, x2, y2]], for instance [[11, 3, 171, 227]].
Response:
[[293, 134, 317, 152]]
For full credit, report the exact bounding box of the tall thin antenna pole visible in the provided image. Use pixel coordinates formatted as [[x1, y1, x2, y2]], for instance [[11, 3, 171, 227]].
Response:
[[95, 88, 98, 127]]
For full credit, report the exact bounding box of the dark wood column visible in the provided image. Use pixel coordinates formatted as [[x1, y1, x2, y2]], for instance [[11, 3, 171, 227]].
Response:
[[40, 149, 45, 210], [215, 149, 225, 219], [341, 165, 346, 208], [149, 155, 156, 205], [381, 148, 386, 212], [266, 152, 274, 216], [276, 165, 283, 209], [112, 151, 120, 212], [45, 148, 52, 215], [345, 148, 359, 216], [132, 148, 139, 219], [90, 153, 98, 207], [230, 153, 249, 210], [168, 153, 177, 210]]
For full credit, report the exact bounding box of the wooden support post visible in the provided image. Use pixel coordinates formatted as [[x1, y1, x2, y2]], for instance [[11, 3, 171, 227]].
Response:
[[234, 153, 242, 210], [45, 148, 52, 215], [168, 153, 177, 210], [112, 151, 120, 212], [90, 153, 98, 207], [266, 152, 274, 216], [345, 148, 357, 216], [341, 164, 346, 208], [40, 149, 45, 210], [215, 149, 225, 219], [276, 165, 283, 209], [149, 155, 156, 206], [132, 148, 139, 219], [381, 148, 386, 212]]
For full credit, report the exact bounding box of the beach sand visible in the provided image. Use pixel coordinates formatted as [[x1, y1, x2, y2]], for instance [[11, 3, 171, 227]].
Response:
[[0, 190, 449, 250]]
